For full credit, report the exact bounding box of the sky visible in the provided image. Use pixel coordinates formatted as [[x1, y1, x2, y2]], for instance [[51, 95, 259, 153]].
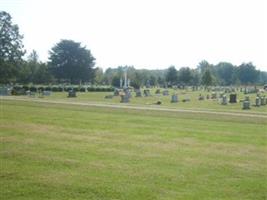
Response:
[[1, 0, 267, 71]]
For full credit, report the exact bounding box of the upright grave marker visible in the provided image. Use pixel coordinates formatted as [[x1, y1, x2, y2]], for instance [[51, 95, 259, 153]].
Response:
[[243, 96, 250, 109], [229, 93, 237, 103], [255, 97, 260, 107], [171, 94, 178, 103]]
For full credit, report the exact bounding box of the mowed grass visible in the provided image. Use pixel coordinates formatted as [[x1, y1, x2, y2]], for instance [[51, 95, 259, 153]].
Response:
[[0, 100, 267, 200]]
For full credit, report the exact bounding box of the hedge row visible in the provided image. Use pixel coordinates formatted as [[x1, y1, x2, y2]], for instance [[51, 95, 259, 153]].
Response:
[[15, 86, 114, 92]]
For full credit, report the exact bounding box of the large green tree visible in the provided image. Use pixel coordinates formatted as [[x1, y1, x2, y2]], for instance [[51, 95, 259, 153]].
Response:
[[0, 11, 25, 83], [49, 40, 95, 84], [166, 66, 178, 85], [214, 62, 234, 85], [237, 63, 259, 84], [202, 69, 213, 87], [178, 67, 193, 85], [197, 60, 211, 74]]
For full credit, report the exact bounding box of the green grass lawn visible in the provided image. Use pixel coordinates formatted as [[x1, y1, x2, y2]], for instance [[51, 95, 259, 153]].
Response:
[[1, 99, 267, 199]]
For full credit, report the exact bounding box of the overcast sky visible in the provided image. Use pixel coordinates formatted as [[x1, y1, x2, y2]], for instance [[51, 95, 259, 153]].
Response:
[[1, 0, 267, 70]]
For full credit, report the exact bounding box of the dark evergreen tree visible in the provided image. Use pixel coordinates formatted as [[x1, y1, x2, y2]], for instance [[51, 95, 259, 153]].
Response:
[[49, 40, 95, 84]]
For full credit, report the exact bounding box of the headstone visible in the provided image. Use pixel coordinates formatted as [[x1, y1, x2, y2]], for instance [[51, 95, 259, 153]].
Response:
[[68, 90, 76, 97], [229, 93, 237, 103], [124, 89, 132, 98], [135, 89, 142, 97], [221, 95, 227, 105], [171, 94, 178, 103], [114, 88, 120, 96], [255, 97, 260, 107], [120, 78, 123, 88], [260, 97, 265, 105], [120, 94, 129, 103], [162, 90, 169, 96], [206, 94, 210, 99], [243, 100, 250, 109], [0, 87, 11, 96], [26, 90, 31, 96], [26, 90, 35, 97], [245, 96, 250, 101], [43, 91, 51, 96]]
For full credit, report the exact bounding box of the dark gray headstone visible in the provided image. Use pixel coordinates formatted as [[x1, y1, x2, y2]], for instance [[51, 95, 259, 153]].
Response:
[[68, 90, 76, 97], [135, 90, 142, 97], [243, 101, 250, 109], [229, 93, 237, 103], [120, 94, 129, 103]]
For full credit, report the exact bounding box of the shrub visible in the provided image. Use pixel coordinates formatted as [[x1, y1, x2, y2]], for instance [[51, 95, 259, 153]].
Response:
[[95, 87, 101, 92], [52, 87, 59, 92], [45, 86, 51, 91], [58, 87, 63, 92], [22, 85, 29, 91], [87, 87, 93, 92], [80, 87, 86, 92], [92, 87, 97, 92], [30, 86, 37, 92], [38, 87, 44, 91]]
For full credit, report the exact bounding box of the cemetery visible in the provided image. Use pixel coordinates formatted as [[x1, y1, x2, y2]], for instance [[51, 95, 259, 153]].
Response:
[[1, 5, 267, 199], [2, 84, 267, 113]]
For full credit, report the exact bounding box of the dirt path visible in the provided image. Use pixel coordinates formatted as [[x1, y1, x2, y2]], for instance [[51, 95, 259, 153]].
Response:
[[2, 96, 267, 119]]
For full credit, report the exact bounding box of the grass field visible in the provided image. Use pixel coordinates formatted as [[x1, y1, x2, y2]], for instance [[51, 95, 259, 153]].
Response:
[[1, 95, 267, 199]]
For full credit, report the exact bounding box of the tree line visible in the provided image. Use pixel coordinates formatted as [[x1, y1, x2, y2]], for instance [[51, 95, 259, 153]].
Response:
[[1, 11, 267, 87]]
